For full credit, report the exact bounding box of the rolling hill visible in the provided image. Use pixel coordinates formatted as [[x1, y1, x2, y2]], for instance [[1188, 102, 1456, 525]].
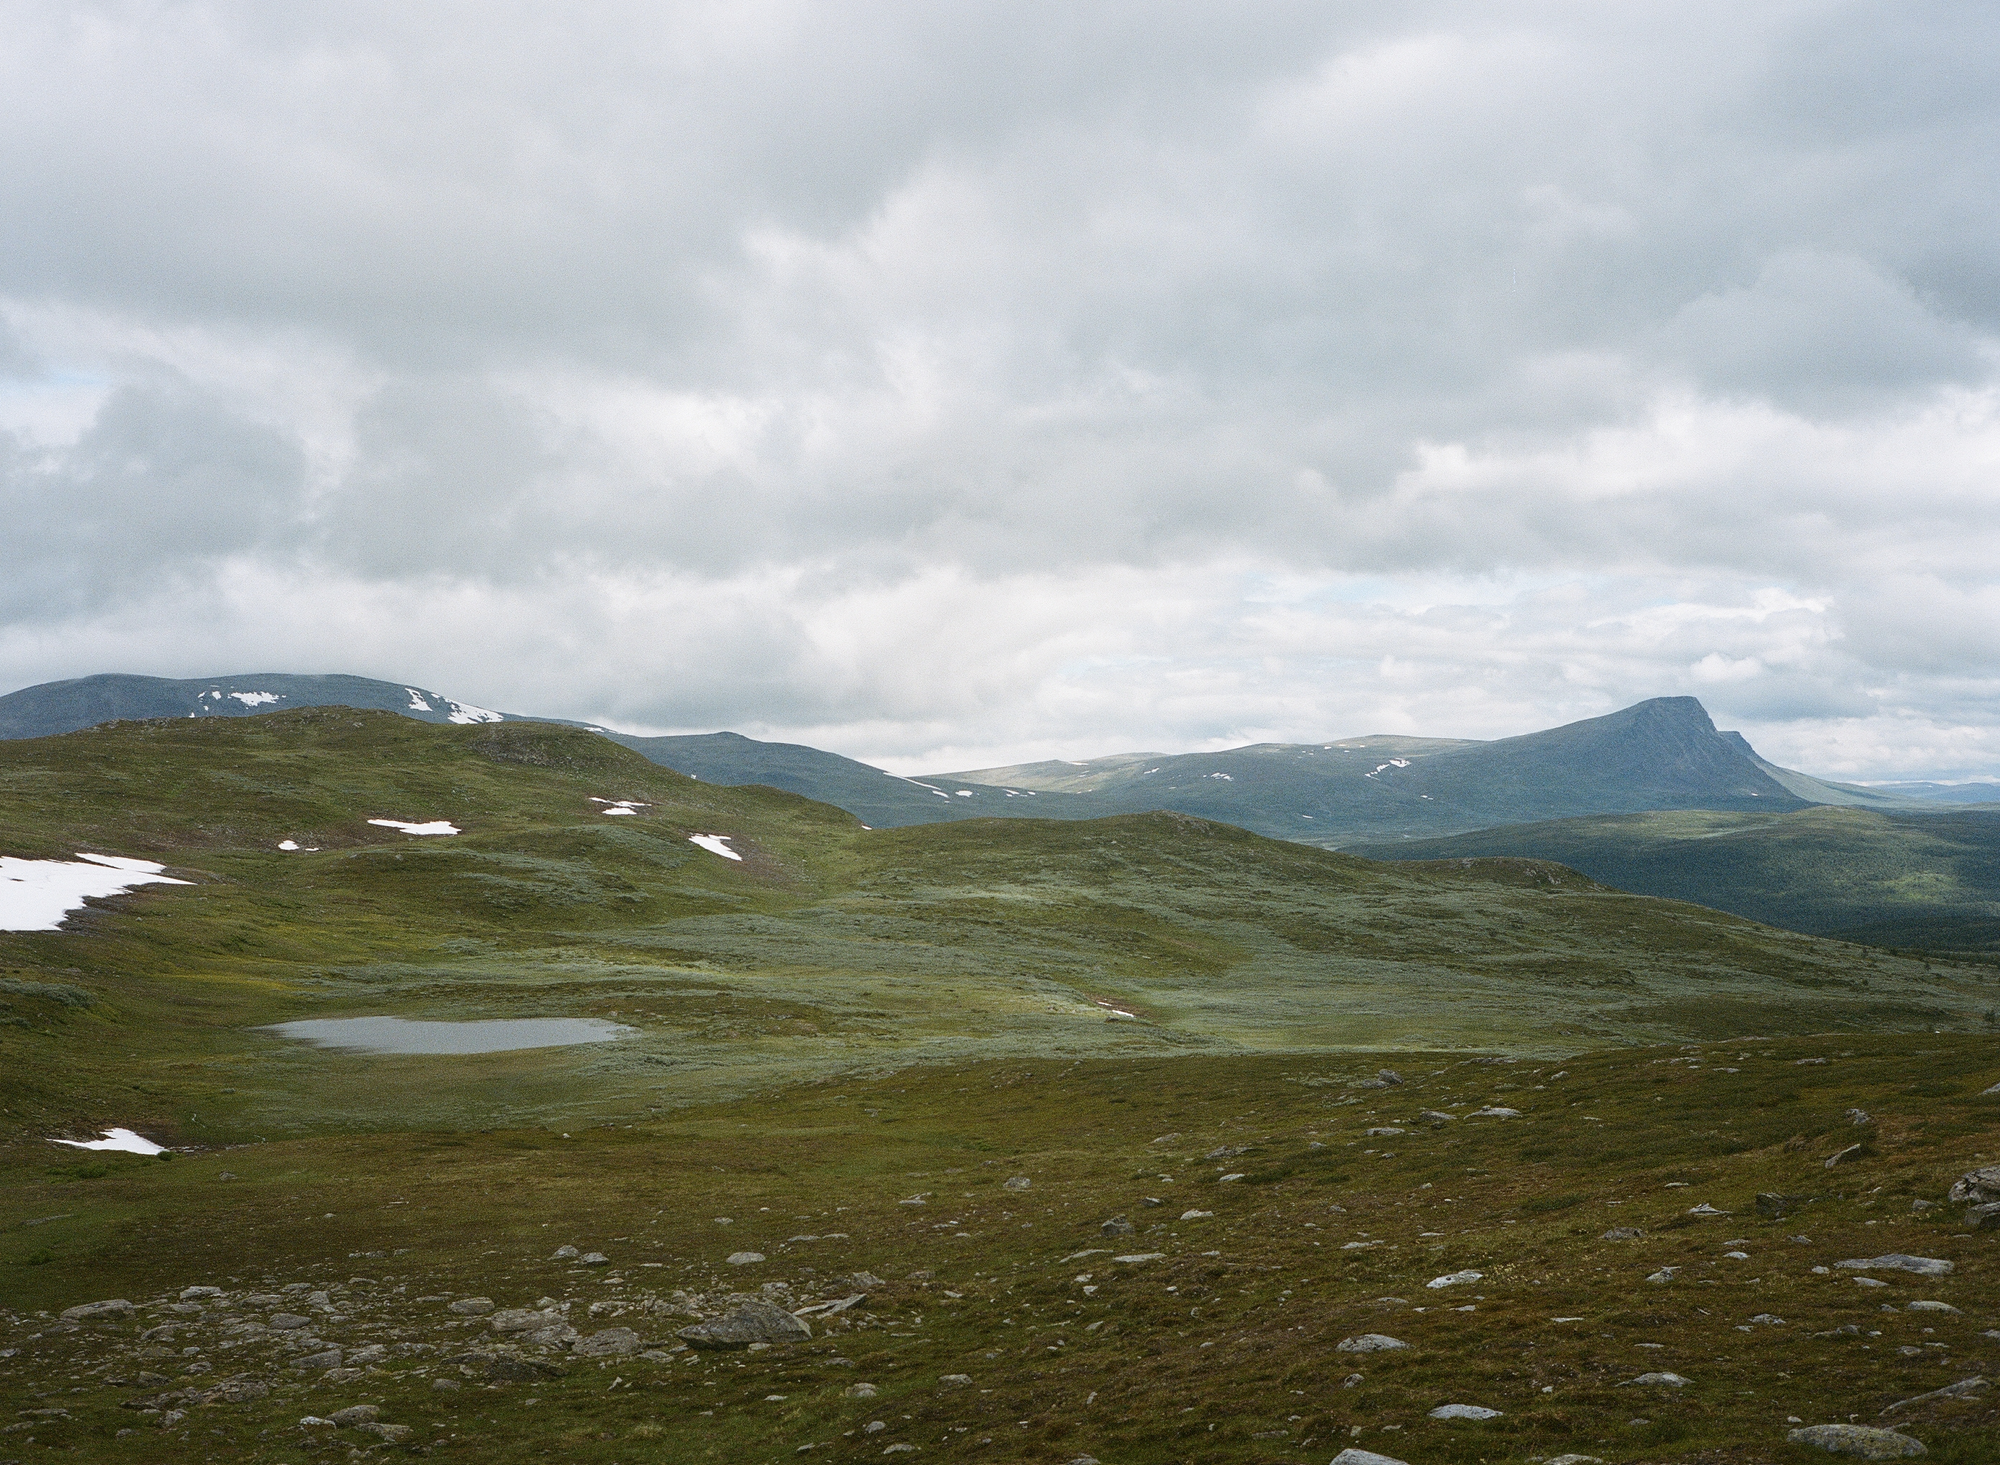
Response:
[[1353, 804, 2000, 953]]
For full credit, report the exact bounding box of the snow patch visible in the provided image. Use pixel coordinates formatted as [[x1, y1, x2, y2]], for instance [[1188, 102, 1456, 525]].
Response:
[[1, 854, 191, 931], [955, 790, 974, 797], [278, 840, 299, 851], [688, 834, 743, 861], [445, 700, 504, 725], [51, 1128, 166, 1156], [1207, 772, 1233, 781], [404, 688, 434, 712], [228, 691, 282, 708], [367, 819, 460, 836]]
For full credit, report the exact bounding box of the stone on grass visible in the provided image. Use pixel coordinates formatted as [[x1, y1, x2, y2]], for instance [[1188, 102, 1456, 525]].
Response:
[[1003, 1176, 1031, 1191], [1882, 1377, 1988, 1414], [1757, 1192, 1811, 1218], [356, 1422, 412, 1443], [1470, 1107, 1520, 1119], [1426, 1270, 1481, 1288], [1619, 1372, 1688, 1388], [448, 1298, 493, 1316], [580, 1252, 610, 1266], [328, 1405, 380, 1426], [1601, 1227, 1643, 1240], [727, 1252, 766, 1266], [1947, 1165, 2000, 1206], [1101, 1218, 1135, 1237], [292, 1348, 343, 1372], [939, 1374, 972, 1387], [1429, 1404, 1502, 1420], [60, 1299, 135, 1321], [1907, 1301, 1961, 1314], [1826, 1143, 1866, 1168], [269, 1313, 311, 1330], [1544, 1456, 1603, 1465], [1180, 1209, 1214, 1221], [1336, 1334, 1407, 1353], [1837, 1254, 1953, 1277], [574, 1327, 642, 1358], [491, 1308, 567, 1335], [678, 1301, 812, 1351], [1331, 1449, 1409, 1465], [552, 1245, 580, 1260], [844, 1383, 878, 1399], [1418, 1110, 1455, 1125], [1787, 1423, 1925, 1458]]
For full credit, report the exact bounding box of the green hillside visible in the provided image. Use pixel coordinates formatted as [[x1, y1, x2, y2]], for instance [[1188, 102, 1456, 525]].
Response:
[[5, 714, 2000, 1462], [1353, 806, 2000, 954]]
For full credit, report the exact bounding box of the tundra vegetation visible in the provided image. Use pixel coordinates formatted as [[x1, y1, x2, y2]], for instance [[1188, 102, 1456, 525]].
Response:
[[1, 711, 1996, 1462]]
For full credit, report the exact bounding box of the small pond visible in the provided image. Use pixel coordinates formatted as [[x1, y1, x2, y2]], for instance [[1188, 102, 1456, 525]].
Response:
[[262, 1015, 632, 1055]]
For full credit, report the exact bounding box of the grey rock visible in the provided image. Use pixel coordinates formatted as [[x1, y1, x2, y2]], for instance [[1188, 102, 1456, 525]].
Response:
[[1003, 1176, 1032, 1191], [1948, 1165, 2000, 1206], [1180, 1209, 1214, 1220], [552, 1245, 580, 1260], [1907, 1299, 1960, 1313], [292, 1348, 343, 1372], [329, 1405, 380, 1426], [1429, 1404, 1501, 1419], [1140, 1196, 1164, 1207], [1846, 1108, 1874, 1126], [1331, 1449, 1409, 1465], [356, 1422, 412, 1443], [1749, 1313, 1786, 1325], [939, 1373, 972, 1387], [180, 1286, 224, 1300], [580, 1252, 609, 1266], [1364, 1127, 1405, 1137], [1787, 1423, 1925, 1457], [59, 1299, 135, 1321], [491, 1308, 567, 1334], [1426, 1270, 1482, 1289], [1826, 1143, 1866, 1168], [1101, 1217, 1135, 1237], [573, 1327, 642, 1358], [1335, 1334, 1408, 1353], [192, 1378, 268, 1405], [485, 1353, 565, 1382], [447, 1298, 494, 1316], [1471, 1106, 1521, 1119], [1377, 1069, 1404, 1085], [268, 1313, 311, 1330], [849, 1272, 885, 1289], [1544, 1456, 1604, 1465], [1601, 1227, 1644, 1241], [1204, 1145, 1247, 1159], [1418, 1110, 1455, 1126], [1757, 1192, 1811, 1218], [678, 1301, 813, 1350], [432, 1378, 461, 1391], [844, 1382, 878, 1398], [1837, 1254, 1953, 1277], [1965, 1201, 2000, 1230], [523, 1323, 580, 1349], [1881, 1376, 1986, 1414], [726, 1251, 766, 1265], [1343, 1372, 1364, 1388], [1619, 1372, 1688, 1387], [347, 1345, 387, 1365]]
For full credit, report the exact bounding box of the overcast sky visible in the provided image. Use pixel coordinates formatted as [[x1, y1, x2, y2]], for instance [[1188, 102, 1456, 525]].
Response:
[[3, 2, 1997, 778]]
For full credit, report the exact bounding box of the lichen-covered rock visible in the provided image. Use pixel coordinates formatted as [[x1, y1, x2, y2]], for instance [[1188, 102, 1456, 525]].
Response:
[[59, 1299, 134, 1321], [573, 1327, 642, 1358], [1948, 1165, 2000, 1206], [1787, 1423, 1925, 1458], [1335, 1334, 1407, 1353], [677, 1301, 812, 1350]]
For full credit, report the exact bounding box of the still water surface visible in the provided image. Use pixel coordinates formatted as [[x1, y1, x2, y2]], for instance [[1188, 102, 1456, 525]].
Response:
[[264, 1015, 631, 1055]]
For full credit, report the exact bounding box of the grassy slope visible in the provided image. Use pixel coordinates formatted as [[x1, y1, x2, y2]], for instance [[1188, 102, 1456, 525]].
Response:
[[3, 1035, 2000, 1463], [4, 713, 1996, 1146], [1352, 807, 2000, 954]]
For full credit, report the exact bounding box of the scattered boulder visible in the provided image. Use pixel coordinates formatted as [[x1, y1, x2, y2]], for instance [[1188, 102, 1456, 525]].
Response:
[[573, 1327, 642, 1358], [1180, 1209, 1214, 1221], [59, 1299, 134, 1321], [491, 1309, 568, 1335], [1757, 1192, 1811, 1218], [1826, 1143, 1866, 1168], [1429, 1404, 1502, 1420], [1544, 1457, 1604, 1465], [1364, 1127, 1405, 1137], [1687, 1203, 1729, 1217], [480, 1354, 565, 1383], [1003, 1176, 1032, 1191], [1947, 1165, 2000, 1207], [844, 1383, 878, 1399], [448, 1297, 494, 1315], [1618, 1372, 1688, 1388], [180, 1287, 224, 1300], [1332, 1449, 1408, 1465], [291, 1348, 343, 1372], [580, 1252, 610, 1266], [677, 1301, 812, 1350], [1377, 1069, 1404, 1085], [1787, 1423, 1925, 1457], [1837, 1254, 1953, 1278], [1418, 1110, 1455, 1126], [1882, 1377, 1987, 1414], [268, 1313, 310, 1330], [192, 1378, 268, 1405], [1908, 1301, 1961, 1314], [726, 1252, 766, 1266], [1426, 1270, 1482, 1289], [328, 1406, 380, 1427], [1846, 1108, 1873, 1126], [356, 1423, 412, 1444], [1335, 1334, 1408, 1353], [1470, 1107, 1521, 1119], [1601, 1227, 1644, 1241], [939, 1374, 972, 1387], [1101, 1217, 1135, 1237], [1749, 1313, 1786, 1325], [1965, 1203, 2000, 1230], [552, 1245, 580, 1260]]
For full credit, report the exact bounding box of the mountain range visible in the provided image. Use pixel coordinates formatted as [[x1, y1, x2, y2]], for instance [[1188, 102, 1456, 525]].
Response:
[[4, 671, 1989, 843]]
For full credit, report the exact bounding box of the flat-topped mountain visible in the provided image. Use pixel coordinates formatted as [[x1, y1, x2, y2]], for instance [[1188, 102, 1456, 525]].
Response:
[[0, 672, 514, 739], [932, 696, 1932, 843]]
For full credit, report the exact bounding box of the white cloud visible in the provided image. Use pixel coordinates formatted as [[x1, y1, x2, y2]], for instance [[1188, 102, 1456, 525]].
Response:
[[0, 0, 1996, 779]]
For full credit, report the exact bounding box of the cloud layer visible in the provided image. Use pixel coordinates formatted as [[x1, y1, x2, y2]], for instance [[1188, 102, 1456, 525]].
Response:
[[2, 1, 1997, 777]]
